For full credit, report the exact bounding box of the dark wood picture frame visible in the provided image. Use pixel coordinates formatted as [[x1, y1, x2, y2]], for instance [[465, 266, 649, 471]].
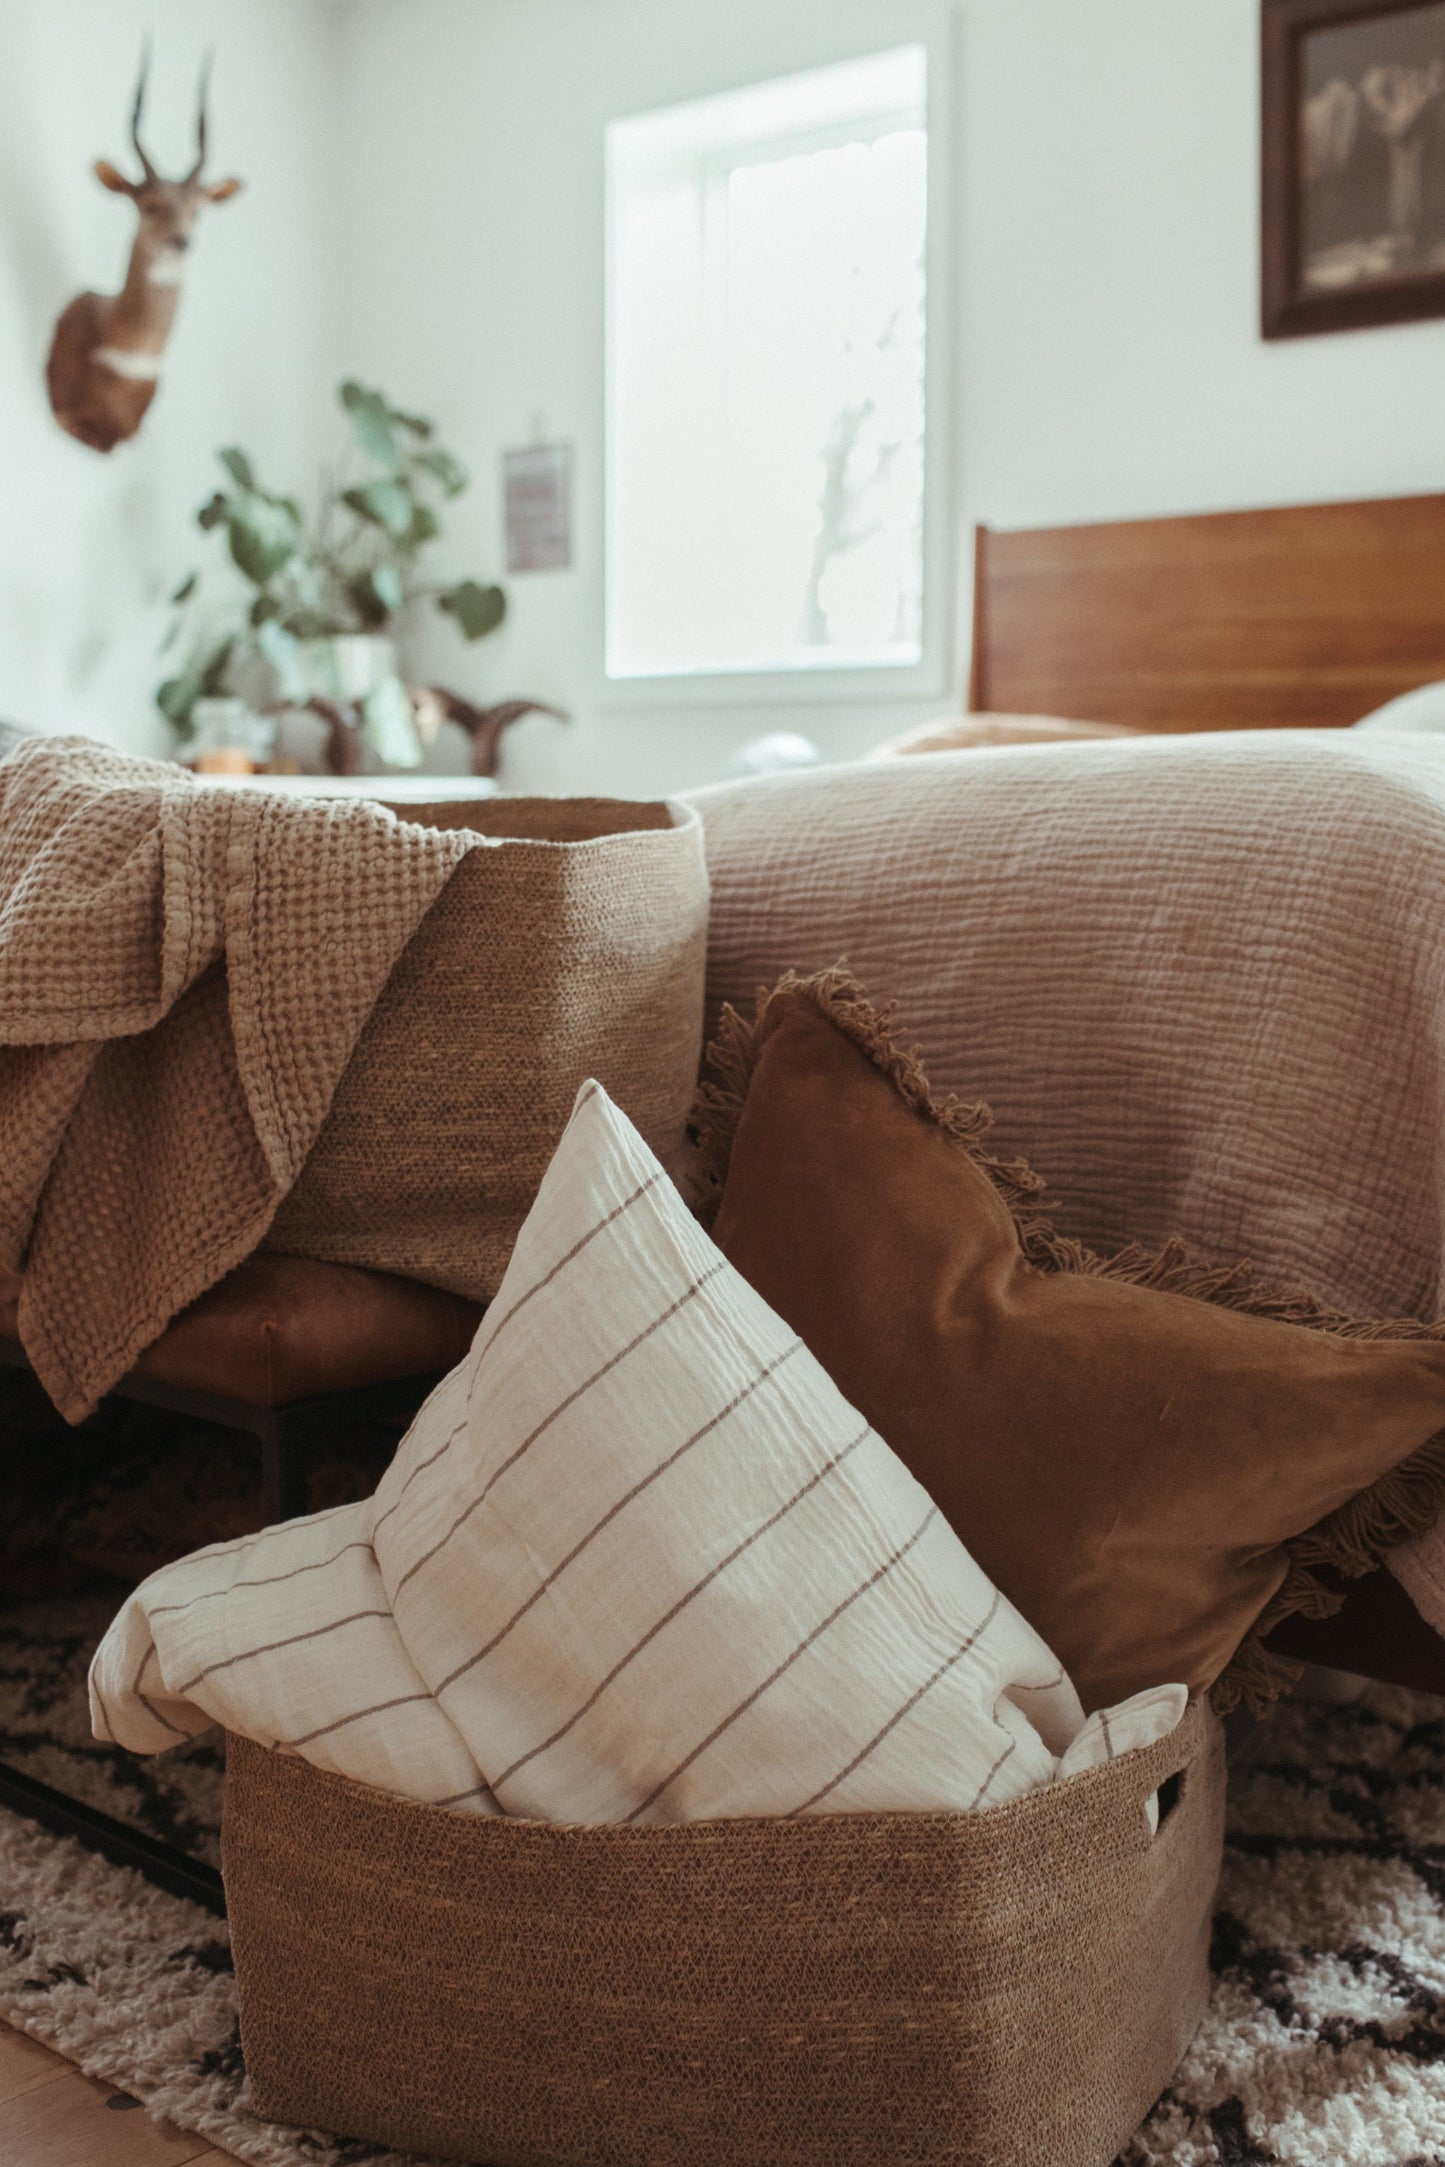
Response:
[[1262, 0, 1445, 337]]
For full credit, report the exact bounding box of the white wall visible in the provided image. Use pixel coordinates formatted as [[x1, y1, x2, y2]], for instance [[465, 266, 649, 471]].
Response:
[[0, 0, 344, 754], [9, 0, 1445, 788], [960, 0, 1445, 528], [336, 0, 960, 796], [336, 0, 1445, 799]]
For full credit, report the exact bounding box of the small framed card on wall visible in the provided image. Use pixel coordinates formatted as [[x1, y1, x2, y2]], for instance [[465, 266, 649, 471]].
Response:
[[1263, 0, 1445, 336], [503, 443, 573, 573]]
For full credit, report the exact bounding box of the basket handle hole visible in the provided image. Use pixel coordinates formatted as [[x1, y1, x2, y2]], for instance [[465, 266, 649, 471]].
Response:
[[1152, 1769, 1185, 1832]]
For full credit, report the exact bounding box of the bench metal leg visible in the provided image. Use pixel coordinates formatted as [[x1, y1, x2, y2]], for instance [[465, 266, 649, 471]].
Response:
[[258, 1407, 311, 1525], [4, 1330, 432, 1530]]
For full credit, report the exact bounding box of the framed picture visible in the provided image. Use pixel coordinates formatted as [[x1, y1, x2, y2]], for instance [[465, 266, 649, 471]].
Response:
[[1263, 0, 1445, 336], [503, 442, 573, 574]]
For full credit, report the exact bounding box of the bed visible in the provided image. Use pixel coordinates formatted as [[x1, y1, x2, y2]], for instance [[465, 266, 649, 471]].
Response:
[[968, 489, 1445, 1694], [699, 489, 1445, 1702]]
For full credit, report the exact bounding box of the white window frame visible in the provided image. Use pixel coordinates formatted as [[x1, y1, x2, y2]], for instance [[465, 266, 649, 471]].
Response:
[[597, 18, 957, 711]]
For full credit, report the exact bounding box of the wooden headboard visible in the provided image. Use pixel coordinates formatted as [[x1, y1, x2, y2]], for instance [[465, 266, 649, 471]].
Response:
[[969, 491, 1445, 732]]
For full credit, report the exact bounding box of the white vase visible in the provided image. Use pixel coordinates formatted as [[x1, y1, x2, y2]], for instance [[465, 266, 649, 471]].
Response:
[[298, 634, 398, 704]]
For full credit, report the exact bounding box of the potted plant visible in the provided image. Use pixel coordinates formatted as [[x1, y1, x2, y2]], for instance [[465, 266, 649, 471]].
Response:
[[158, 381, 507, 768]]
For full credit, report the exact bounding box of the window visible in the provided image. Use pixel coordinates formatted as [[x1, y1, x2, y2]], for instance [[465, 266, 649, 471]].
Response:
[[605, 46, 930, 684]]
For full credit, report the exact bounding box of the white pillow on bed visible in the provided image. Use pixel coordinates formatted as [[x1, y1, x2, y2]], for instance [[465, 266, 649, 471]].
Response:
[[93, 1081, 1186, 1824], [1353, 681, 1445, 732]]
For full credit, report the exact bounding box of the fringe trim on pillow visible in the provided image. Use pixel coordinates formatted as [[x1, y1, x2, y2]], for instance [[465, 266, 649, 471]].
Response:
[[689, 965, 1445, 1716], [690, 965, 1054, 1243]]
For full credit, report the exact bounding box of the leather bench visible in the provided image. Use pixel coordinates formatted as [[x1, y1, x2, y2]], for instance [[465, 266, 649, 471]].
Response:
[[1, 1253, 481, 1524], [4, 1259, 1436, 1698]]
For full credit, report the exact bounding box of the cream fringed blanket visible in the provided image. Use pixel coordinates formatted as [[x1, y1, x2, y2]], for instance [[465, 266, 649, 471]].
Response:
[[0, 737, 472, 1420], [685, 728, 1445, 1637]]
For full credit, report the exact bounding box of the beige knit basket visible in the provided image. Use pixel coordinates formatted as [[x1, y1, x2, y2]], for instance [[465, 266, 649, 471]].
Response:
[[265, 795, 708, 1303], [222, 1700, 1223, 2167]]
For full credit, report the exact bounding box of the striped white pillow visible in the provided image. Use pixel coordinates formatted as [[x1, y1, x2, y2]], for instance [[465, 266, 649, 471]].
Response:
[[92, 1080, 1184, 1820]]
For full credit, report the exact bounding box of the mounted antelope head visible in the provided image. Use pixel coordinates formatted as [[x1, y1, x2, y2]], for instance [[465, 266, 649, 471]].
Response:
[[45, 51, 242, 453]]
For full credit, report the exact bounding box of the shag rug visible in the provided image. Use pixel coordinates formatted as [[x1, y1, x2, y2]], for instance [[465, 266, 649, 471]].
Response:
[[0, 1588, 225, 1863], [0, 1682, 1443, 2164]]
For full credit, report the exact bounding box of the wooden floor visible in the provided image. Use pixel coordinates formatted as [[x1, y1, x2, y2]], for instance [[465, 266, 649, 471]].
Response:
[[0, 2021, 236, 2165]]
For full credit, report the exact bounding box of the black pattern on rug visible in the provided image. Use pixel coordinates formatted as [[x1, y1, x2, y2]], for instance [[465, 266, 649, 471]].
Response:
[[0, 1676, 1443, 2163], [1124, 1682, 1445, 2164], [0, 1591, 226, 1865], [0, 1800, 449, 2166]]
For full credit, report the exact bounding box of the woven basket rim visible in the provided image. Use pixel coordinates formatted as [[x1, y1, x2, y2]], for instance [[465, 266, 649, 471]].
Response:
[[390, 796, 702, 851], [224, 1698, 1205, 1845]]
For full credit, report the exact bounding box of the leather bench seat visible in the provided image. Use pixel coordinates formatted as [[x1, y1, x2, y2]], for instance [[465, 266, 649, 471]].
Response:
[[4, 1257, 1438, 1697], [0, 1254, 482, 1411]]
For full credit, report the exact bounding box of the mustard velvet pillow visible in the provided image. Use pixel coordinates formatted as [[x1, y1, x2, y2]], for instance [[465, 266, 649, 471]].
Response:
[[695, 972, 1445, 1712]]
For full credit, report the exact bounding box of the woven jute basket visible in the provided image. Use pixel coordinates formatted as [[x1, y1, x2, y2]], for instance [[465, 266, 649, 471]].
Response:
[[222, 1699, 1223, 2167], [266, 795, 708, 1304]]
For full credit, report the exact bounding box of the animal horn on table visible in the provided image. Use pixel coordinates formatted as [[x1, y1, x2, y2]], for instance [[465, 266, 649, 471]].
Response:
[[423, 692, 570, 779]]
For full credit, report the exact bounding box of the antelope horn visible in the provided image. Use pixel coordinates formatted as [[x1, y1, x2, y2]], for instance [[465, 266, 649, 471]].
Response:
[[185, 50, 213, 182], [130, 39, 158, 182]]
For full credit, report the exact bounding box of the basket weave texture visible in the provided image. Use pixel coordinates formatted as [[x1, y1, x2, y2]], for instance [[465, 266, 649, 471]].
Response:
[[223, 1700, 1223, 2167], [266, 797, 708, 1303]]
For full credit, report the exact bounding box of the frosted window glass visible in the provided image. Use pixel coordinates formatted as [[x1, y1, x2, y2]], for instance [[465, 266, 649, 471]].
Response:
[[606, 49, 928, 680]]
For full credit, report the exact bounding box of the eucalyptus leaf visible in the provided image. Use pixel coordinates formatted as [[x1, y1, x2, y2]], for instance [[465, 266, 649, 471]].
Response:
[[413, 447, 467, 496], [346, 564, 403, 629], [405, 502, 440, 549], [156, 673, 199, 728], [346, 574, 387, 630], [218, 446, 255, 490], [342, 479, 415, 539], [227, 493, 301, 586], [171, 571, 197, 604], [439, 579, 507, 641], [284, 608, 347, 640], [360, 673, 423, 767], [199, 640, 235, 696], [256, 618, 307, 703], [197, 492, 229, 532], [157, 636, 232, 730], [392, 407, 433, 440], [371, 562, 404, 611], [341, 383, 401, 471]]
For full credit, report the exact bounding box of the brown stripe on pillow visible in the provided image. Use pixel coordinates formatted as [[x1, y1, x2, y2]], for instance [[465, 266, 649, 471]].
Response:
[[285, 1691, 436, 1749], [786, 1599, 999, 1816], [371, 1168, 671, 1544], [484, 1424, 874, 1798], [433, 1341, 806, 1694], [390, 1261, 730, 1599], [176, 1608, 395, 1696], [622, 1504, 941, 1823], [147, 1537, 378, 1617]]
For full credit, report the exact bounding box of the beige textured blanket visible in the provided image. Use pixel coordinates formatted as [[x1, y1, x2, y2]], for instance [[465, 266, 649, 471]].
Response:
[[0, 737, 471, 1419], [686, 729, 1445, 1635]]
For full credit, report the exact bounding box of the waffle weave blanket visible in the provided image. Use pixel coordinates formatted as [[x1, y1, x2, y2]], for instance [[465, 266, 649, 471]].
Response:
[[0, 737, 470, 1419]]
